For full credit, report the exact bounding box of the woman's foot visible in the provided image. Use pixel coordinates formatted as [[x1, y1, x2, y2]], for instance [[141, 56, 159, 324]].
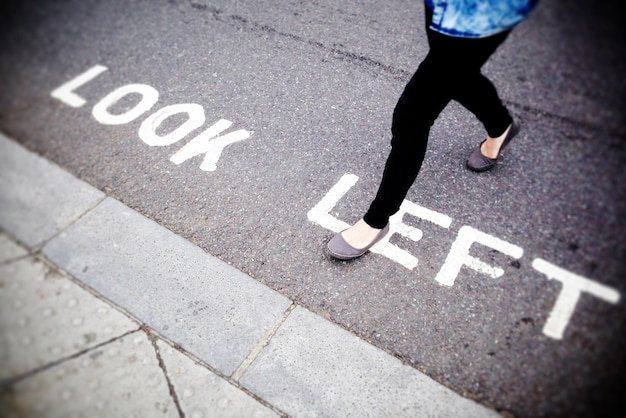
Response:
[[481, 123, 513, 158], [467, 122, 520, 172], [341, 219, 384, 248], [327, 219, 390, 260]]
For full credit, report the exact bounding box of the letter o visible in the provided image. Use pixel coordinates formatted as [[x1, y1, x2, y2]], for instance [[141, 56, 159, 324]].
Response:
[[139, 103, 206, 146], [92, 84, 159, 125]]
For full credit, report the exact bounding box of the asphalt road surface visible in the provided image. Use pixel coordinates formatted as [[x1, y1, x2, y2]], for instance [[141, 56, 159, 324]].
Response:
[[1, 1, 625, 416]]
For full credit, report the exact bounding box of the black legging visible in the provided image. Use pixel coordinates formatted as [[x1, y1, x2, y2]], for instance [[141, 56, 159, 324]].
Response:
[[363, 6, 513, 229]]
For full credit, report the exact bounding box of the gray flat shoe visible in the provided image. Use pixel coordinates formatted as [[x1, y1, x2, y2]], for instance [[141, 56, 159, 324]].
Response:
[[467, 122, 520, 172], [327, 224, 390, 260]]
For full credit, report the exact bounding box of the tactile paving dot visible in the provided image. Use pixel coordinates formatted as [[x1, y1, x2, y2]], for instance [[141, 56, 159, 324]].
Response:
[[0, 257, 139, 380], [0, 332, 177, 418], [155, 339, 279, 418]]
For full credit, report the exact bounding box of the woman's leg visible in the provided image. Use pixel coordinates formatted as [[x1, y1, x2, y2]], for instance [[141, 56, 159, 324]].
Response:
[[334, 11, 516, 254], [364, 28, 512, 228], [453, 72, 512, 139], [362, 51, 452, 229], [443, 30, 515, 161]]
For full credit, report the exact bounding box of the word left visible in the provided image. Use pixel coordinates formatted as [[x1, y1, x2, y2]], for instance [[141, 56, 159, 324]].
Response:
[[308, 174, 621, 341], [51, 65, 251, 172]]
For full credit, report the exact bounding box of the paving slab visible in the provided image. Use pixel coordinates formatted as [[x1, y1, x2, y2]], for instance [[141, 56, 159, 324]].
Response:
[[0, 331, 177, 418], [42, 197, 293, 376], [0, 254, 139, 381], [240, 306, 501, 418], [156, 339, 279, 418], [0, 233, 29, 264], [0, 134, 104, 248]]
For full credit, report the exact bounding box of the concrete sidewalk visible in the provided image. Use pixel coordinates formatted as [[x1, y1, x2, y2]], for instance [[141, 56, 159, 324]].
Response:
[[0, 132, 501, 417]]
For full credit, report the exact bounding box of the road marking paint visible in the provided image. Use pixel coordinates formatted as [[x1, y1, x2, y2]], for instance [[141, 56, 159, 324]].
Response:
[[309, 174, 621, 340], [307, 173, 358, 233], [139, 103, 205, 146], [308, 174, 452, 270], [532, 258, 621, 339], [51, 64, 252, 173], [435, 226, 523, 286], [92, 84, 159, 125], [170, 119, 251, 172], [51, 65, 108, 108], [372, 199, 452, 270]]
